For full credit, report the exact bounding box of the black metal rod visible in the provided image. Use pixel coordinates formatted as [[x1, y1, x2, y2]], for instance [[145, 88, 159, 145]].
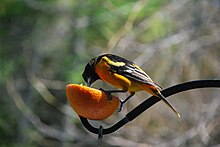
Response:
[[80, 79, 220, 135]]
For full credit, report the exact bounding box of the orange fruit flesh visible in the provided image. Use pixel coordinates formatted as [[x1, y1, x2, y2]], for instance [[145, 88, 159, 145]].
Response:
[[66, 84, 120, 120]]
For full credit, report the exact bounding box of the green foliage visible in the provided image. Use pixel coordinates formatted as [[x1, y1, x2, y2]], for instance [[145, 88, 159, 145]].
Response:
[[0, 103, 17, 145], [138, 15, 174, 43]]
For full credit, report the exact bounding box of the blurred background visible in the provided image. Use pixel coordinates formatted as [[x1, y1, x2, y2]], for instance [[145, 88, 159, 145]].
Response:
[[1, 0, 220, 146]]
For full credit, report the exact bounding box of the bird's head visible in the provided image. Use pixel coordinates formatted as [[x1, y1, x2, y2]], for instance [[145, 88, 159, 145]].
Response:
[[82, 58, 100, 86]]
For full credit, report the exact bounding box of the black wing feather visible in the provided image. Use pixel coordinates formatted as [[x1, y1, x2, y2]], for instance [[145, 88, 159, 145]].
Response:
[[113, 63, 153, 84], [104, 54, 156, 85]]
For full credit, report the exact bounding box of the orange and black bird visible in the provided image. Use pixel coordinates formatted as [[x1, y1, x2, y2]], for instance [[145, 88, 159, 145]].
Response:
[[82, 54, 180, 117]]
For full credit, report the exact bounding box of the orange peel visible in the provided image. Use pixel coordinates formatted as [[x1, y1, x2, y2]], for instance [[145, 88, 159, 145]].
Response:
[[66, 84, 120, 120]]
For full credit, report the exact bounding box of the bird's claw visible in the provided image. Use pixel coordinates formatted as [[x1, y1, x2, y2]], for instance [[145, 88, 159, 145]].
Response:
[[117, 100, 124, 112], [99, 88, 113, 100]]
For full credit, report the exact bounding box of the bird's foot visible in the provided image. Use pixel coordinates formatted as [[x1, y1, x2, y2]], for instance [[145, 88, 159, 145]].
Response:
[[117, 100, 124, 112], [99, 88, 113, 100]]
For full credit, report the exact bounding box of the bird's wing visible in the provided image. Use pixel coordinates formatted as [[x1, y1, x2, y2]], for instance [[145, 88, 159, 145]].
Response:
[[102, 54, 162, 89], [110, 62, 161, 89]]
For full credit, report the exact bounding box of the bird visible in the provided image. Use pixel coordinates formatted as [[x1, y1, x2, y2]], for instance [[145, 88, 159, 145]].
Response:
[[82, 54, 180, 117]]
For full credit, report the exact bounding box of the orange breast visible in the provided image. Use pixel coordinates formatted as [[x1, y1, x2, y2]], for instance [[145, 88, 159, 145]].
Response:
[[66, 84, 119, 120], [95, 61, 131, 91]]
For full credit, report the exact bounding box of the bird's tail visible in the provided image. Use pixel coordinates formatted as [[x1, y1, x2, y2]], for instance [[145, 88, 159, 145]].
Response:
[[156, 90, 180, 118], [144, 84, 180, 118], [142, 83, 180, 118]]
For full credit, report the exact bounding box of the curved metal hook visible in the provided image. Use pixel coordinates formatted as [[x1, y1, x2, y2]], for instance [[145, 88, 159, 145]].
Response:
[[80, 80, 220, 135]]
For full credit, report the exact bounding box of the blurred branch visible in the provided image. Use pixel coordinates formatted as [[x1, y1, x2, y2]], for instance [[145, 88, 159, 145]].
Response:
[[25, 65, 75, 118], [133, 30, 190, 66], [160, 98, 220, 146], [197, 98, 220, 144], [38, 77, 68, 90], [6, 78, 65, 141], [22, 0, 71, 13], [159, 127, 198, 147], [22, 42, 75, 118], [26, 71, 56, 105], [107, 0, 149, 50], [22, 0, 58, 13], [107, 136, 152, 147]]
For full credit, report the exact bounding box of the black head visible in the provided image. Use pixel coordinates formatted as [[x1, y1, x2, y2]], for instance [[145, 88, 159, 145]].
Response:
[[82, 58, 100, 86]]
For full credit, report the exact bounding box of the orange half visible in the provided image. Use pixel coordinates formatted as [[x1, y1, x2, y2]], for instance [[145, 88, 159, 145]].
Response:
[[66, 84, 120, 120]]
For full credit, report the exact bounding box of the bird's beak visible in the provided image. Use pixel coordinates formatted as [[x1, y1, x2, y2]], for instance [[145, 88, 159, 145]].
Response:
[[87, 78, 91, 87]]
